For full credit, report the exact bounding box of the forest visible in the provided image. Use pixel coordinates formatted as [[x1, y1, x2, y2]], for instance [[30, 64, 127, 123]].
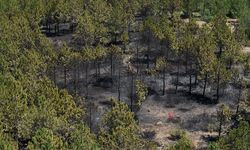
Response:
[[0, 0, 250, 150]]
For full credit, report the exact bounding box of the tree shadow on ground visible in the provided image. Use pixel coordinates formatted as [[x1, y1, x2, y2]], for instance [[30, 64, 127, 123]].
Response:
[[141, 131, 156, 140], [184, 92, 218, 105], [180, 113, 218, 132]]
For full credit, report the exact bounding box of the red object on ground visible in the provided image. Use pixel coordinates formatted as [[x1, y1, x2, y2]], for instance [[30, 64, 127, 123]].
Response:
[[168, 112, 174, 120]]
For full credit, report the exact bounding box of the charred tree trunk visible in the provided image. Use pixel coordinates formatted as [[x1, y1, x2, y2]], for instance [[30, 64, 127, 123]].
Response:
[[98, 62, 101, 77], [189, 64, 192, 94], [89, 102, 92, 132], [94, 60, 98, 79], [110, 54, 113, 79], [85, 63, 89, 99], [54, 24, 57, 35], [118, 63, 121, 101], [175, 58, 180, 94], [74, 61, 77, 96], [218, 112, 223, 137], [194, 64, 198, 87], [57, 23, 60, 35], [136, 43, 139, 75], [77, 62, 80, 89], [229, 58, 233, 69], [147, 31, 150, 69], [185, 50, 188, 74], [130, 73, 134, 112], [162, 66, 166, 95], [48, 22, 51, 34], [203, 74, 208, 96], [236, 84, 242, 114], [216, 45, 223, 102], [216, 67, 221, 103]]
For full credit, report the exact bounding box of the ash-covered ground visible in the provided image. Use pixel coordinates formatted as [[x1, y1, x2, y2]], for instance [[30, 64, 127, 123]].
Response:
[[48, 24, 250, 149]]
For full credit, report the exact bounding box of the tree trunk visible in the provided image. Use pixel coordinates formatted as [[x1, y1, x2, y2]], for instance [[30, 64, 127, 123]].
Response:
[[118, 64, 121, 101], [175, 58, 180, 94], [194, 64, 198, 87], [219, 112, 223, 137], [216, 67, 221, 103], [130, 73, 134, 112], [229, 59, 233, 69], [94, 60, 98, 79], [189, 63, 192, 93], [98, 62, 101, 77], [162, 66, 166, 95], [57, 23, 60, 35], [54, 24, 57, 35], [77, 62, 80, 88], [147, 31, 150, 69], [136, 43, 139, 75], [236, 85, 242, 114], [48, 24, 50, 34], [203, 74, 208, 96], [74, 62, 77, 96], [89, 102, 92, 131], [85, 63, 89, 99], [185, 51, 188, 74], [111, 54, 113, 79]]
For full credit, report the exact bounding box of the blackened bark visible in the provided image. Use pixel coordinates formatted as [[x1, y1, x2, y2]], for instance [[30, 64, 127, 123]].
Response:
[[219, 112, 223, 137], [111, 54, 113, 79], [216, 67, 221, 103], [236, 84, 242, 114], [185, 51, 188, 74], [136, 44, 139, 74], [48, 24, 50, 34], [189, 63, 192, 93], [85, 63, 89, 99], [98, 62, 101, 77], [74, 62, 77, 96], [175, 58, 180, 94], [203, 74, 208, 96], [130, 73, 134, 112], [147, 30, 150, 69], [94, 60, 98, 79], [89, 102, 92, 131], [118, 64, 121, 101], [163, 66, 166, 95], [194, 64, 198, 87], [54, 24, 57, 34]]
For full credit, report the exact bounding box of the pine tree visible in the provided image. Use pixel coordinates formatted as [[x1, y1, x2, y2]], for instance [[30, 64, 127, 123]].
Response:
[[135, 80, 148, 106], [217, 104, 231, 137], [212, 14, 241, 102], [98, 99, 149, 150], [58, 43, 72, 89], [27, 128, 63, 150], [196, 25, 217, 97], [179, 19, 199, 93], [218, 121, 250, 150], [155, 57, 168, 95], [69, 124, 100, 150]]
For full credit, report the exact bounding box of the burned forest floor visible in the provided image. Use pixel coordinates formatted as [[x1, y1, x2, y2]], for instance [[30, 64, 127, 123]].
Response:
[[48, 30, 250, 149]]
